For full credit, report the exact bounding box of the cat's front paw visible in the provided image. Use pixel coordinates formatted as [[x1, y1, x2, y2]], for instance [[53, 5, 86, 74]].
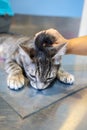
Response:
[[7, 73, 25, 90], [57, 70, 75, 85]]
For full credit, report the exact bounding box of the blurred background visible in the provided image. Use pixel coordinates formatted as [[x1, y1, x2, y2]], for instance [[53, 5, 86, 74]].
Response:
[[10, 0, 84, 37]]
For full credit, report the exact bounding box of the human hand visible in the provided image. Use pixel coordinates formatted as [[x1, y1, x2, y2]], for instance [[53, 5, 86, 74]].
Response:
[[35, 28, 68, 47]]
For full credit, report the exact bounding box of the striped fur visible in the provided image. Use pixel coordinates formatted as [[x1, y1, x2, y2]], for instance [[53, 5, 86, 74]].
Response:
[[0, 33, 74, 90]]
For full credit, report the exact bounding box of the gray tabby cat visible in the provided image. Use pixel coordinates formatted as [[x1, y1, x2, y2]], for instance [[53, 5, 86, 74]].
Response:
[[0, 32, 74, 90]]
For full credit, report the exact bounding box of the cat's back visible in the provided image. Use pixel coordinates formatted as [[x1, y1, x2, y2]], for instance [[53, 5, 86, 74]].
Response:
[[0, 33, 31, 59]]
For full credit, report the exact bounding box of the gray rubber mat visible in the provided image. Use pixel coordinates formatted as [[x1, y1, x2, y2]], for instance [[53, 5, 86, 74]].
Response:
[[0, 63, 87, 118]]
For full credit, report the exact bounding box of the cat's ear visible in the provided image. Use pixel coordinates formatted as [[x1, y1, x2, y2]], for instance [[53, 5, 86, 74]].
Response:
[[18, 44, 36, 62], [51, 42, 67, 64]]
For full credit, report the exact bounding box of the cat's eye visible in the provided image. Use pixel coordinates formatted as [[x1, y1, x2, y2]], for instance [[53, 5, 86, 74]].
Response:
[[47, 77, 54, 82], [29, 74, 36, 82], [30, 74, 36, 78]]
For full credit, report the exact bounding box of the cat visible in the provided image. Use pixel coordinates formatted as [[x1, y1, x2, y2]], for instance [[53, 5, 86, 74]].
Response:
[[0, 32, 74, 90]]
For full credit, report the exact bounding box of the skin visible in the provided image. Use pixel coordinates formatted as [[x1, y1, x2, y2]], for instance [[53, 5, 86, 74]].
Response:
[[36, 28, 87, 56], [66, 36, 87, 55]]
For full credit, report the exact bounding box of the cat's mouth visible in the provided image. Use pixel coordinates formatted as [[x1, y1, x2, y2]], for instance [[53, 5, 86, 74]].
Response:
[[30, 81, 50, 90]]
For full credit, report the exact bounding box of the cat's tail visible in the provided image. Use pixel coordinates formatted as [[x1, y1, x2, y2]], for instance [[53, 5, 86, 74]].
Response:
[[35, 31, 56, 51]]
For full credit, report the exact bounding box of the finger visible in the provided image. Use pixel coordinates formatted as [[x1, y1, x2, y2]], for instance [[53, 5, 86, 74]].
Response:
[[34, 30, 46, 39]]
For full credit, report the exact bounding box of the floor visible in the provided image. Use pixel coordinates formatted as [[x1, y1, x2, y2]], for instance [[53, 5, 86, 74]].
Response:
[[1, 14, 87, 130]]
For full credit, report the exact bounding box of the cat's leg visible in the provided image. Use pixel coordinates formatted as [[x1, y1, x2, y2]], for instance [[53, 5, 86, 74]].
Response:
[[57, 68, 75, 85], [5, 59, 25, 90]]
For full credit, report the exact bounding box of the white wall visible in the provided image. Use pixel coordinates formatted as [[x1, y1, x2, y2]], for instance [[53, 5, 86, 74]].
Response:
[[79, 0, 87, 36]]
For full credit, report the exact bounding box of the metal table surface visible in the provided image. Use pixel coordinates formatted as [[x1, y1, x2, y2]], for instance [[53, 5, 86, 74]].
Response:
[[0, 15, 87, 130]]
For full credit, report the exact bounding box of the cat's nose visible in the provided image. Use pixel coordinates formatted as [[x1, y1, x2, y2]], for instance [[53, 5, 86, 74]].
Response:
[[30, 80, 49, 90], [36, 83, 45, 90], [30, 80, 45, 90], [36, 82, 50, 90]]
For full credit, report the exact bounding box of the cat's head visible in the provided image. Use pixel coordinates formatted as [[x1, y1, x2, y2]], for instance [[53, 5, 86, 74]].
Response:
[[18, 32, 67, 90]]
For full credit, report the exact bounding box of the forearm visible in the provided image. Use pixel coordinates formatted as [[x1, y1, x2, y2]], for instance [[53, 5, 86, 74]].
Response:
[[66, 36, 87, 55]]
